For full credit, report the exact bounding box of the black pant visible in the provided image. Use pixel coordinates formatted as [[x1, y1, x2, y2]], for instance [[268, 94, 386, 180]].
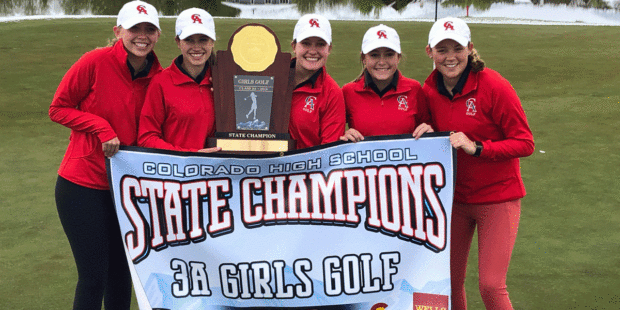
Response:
[[55, 176, 132, 310]]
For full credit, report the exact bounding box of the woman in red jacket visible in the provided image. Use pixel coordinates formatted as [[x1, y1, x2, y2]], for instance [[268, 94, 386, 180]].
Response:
[[423, 17, 534, 310], [48, 1, 162, 308], [139, 8, 221, 153], [289, 14, 346, 149], [340, 24, 433, 142]]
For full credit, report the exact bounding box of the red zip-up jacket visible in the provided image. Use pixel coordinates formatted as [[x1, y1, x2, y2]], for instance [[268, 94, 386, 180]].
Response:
[[138, 58, 215, 152], [49, 40, 162, 190], [423, 68, 534, 204], [289, 66, 345, 149], [342, 71, 430, 136]]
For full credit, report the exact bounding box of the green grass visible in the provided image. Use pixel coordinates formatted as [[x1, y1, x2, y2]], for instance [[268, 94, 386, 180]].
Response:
[[1, 18, 619, 309]]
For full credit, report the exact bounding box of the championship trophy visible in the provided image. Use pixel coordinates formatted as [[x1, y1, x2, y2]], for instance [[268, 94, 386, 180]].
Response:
[[208, 24, 296, 153]]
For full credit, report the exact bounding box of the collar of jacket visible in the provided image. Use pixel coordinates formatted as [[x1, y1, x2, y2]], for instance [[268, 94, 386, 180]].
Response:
[[360, 69, 399, 97], [170, 56, 212, 86], [354, 70, 415, 96], [425, 63, 479, 100]]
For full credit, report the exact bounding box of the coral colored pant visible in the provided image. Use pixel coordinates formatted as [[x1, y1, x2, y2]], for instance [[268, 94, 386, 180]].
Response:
[[451, 199, 521, 310]]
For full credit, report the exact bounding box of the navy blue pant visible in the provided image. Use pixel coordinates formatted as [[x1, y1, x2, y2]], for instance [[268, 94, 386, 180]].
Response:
[[55, 176, 132, 310]]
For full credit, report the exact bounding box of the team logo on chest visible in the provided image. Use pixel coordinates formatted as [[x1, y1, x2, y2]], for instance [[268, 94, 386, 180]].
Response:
[[397, 95, 409, 111], [465, 98, 477, 116], [304, 96, 317, 113]]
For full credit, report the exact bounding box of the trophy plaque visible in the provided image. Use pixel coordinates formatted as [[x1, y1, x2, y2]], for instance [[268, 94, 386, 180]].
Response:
[[208, 24, 296, 153]]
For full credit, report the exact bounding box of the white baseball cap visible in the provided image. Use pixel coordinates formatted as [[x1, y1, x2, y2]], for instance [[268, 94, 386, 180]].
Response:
[[176, 8, 216, 40], [293, 14, 332, 44], [117, 1, 160, 30], [428, 17, 471, 48], [361, 24, 401, 54]]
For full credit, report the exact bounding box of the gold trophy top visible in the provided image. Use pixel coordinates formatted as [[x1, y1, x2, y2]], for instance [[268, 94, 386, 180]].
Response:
[[230, 25, 278, 72]]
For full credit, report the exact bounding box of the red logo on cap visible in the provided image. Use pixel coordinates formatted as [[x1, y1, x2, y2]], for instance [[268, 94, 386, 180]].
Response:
[[377, 30, 387, 39], [191, 14, 202, 24], [444, 21, 454, 30], [309, 18, 320, 28], [137, 5, 148, 14]]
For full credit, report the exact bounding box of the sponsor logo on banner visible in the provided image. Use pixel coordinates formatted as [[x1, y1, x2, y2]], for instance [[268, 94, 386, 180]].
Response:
[[413, 292, 450, 310], [371, 302, 388, 310]]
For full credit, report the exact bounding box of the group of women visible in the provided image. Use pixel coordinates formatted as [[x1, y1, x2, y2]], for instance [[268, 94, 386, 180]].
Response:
[[49, 1, 534, 309]]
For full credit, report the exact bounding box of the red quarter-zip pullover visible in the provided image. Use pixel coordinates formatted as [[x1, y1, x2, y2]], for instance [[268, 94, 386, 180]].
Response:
[[289, 66, 346, 149], [138, 58, 215, 152], [49, 40, 162, 190], [423, 68, 534, 204], [342, 71, 430, 136]]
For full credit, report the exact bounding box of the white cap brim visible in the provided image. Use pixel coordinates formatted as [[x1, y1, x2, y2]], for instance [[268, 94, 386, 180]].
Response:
[[120, 16, 160, 31], [429, 33, 468, 48], [178, 24, 216, 40], [295, 29, 331, 44], [362, 41, 401, 54]]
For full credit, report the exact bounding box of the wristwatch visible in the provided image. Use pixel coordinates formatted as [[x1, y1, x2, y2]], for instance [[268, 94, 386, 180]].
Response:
[[473, 141, 483, 157]]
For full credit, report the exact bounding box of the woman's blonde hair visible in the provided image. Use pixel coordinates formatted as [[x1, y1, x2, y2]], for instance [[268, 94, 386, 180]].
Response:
[[107, 37, 120, 47], [354, 52, 367, 82], [207, 50, 217, 67], [108, 25, 124, 47]]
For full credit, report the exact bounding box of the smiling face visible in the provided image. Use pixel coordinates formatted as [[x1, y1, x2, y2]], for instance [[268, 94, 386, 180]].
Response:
[[291, 36, 332, 74], [363, 47, 401, 84], [114, 22, 160, 59], [176, 34, 214, 71], [426, 39, 473, 88]]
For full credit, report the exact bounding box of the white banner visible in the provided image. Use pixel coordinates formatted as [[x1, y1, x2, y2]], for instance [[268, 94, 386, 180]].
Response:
[[107, 134, 455, 310]]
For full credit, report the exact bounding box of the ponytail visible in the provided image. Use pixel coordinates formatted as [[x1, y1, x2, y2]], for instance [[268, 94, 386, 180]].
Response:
[[469, 48, 485, 72]]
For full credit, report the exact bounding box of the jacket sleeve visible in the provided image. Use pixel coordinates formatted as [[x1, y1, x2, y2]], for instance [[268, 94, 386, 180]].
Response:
[[319, 84, 346, 144], [481, 82, 534, 160], [48, 53, 117, 143], [138, 79, 198, 152]]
